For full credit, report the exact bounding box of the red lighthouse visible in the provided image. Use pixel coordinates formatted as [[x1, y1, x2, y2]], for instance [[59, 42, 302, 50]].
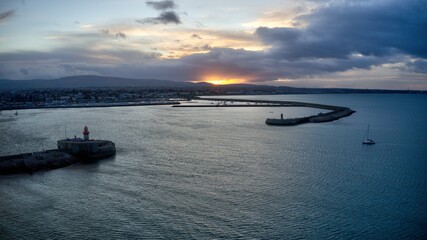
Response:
[[83, 125, 90, 141]]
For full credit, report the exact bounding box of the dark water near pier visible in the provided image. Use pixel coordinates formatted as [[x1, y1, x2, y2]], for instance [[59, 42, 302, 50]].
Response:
[[1, 94, 426, 239]]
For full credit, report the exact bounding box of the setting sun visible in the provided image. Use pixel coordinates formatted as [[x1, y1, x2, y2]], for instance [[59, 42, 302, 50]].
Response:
[[201, 76, 246, 85]]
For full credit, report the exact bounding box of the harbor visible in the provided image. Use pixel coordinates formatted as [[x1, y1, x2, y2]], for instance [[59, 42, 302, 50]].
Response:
[[1, 96, 356, 175], [1, 94, 425, 239]]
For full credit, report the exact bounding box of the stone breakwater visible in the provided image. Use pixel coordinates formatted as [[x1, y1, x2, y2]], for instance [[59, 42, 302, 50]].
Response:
[[0, 150, 80, 175], [0, 140, 116, 175], [266, 108, 355, 126], [189, 97, 356, 126]]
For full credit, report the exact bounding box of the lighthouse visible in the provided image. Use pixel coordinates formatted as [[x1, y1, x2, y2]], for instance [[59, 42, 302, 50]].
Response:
[[83, 125, 90, 141]]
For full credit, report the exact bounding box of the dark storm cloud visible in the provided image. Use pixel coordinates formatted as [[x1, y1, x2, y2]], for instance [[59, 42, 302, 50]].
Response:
[[0, 10, 14, 22], [139, 0, 181, 25], [136, 11, 181, 25], [256, 0, 427, 60], [146, 0, 177, 11]]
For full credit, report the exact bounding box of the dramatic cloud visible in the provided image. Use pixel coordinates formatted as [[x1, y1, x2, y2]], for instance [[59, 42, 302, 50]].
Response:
[[146, 0, 177, 11], [1, 0, 426, 89], [139, 0, 181, 25], [136, 11, 181, 25], [0, 10, 14, 22], [256, 0, 427, 60]]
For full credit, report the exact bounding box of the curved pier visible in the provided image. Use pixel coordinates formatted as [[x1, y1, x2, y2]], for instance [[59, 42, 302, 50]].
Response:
[[185, 97, 356, 126], [265, 108, 355, 126]]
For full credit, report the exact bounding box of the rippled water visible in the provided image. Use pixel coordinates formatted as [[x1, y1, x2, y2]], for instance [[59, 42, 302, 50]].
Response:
[[1, 94, 426, 239]]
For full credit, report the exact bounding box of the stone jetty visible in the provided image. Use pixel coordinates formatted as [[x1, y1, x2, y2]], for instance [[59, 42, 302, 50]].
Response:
[[0, 150, 79, 175], [0, 126, 115, 175], [178, 97, 356, 126], [265, 108, 355, 126]]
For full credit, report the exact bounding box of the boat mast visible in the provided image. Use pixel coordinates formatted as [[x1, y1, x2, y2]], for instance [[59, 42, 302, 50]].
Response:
[[367, 124, 370, 139]]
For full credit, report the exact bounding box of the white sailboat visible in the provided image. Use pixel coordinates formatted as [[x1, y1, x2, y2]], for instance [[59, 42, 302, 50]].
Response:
[[362, 124, 375, 145]]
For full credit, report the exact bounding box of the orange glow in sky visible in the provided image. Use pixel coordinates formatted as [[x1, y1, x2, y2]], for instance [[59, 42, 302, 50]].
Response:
[[201, 76, 246, 85]]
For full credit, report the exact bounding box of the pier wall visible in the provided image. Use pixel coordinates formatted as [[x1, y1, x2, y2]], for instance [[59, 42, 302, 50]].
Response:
[[0, 150, 79, 175]]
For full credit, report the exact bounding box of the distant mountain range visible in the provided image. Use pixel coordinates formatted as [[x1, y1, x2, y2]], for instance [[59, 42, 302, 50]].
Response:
[[0, 75, 424, 94], [0, 75, 209, 90]]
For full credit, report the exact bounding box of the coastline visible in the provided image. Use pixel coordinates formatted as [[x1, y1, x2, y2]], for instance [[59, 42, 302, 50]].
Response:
[[0, 101, 180, 111]]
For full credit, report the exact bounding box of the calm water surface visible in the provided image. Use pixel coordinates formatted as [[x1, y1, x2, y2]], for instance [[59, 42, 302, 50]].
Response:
[[1, 94, 426, 239]]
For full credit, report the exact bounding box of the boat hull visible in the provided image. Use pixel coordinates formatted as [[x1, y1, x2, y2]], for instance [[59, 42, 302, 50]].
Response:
[[362, 140, 375, 145]]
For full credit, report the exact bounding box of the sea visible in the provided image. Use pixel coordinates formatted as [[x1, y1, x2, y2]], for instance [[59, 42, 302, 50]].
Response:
[[1, 94, 426, 239]]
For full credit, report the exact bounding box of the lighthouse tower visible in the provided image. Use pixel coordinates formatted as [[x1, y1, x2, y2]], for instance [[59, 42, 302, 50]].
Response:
[[83, 125, 90, 141]]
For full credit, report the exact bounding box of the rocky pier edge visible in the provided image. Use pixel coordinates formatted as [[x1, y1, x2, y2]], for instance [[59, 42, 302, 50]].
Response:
[[0, 148, 115, 175], [0, 150, 79, 175], [265, 108, 355, 126]]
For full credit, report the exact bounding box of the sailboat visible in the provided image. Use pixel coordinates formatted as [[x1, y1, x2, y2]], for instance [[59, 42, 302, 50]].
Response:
[[15, 111, 18, 116], [362, 124, 375, 145]]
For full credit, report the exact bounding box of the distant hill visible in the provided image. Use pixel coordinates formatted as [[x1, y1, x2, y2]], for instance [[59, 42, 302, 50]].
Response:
[[203, 83, 425, 94], [0, 75, 210, 90], [0, 75, 424, 94]]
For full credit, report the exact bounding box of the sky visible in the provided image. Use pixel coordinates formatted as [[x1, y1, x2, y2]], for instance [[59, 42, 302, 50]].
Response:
[[0, 0, 426, 89]]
